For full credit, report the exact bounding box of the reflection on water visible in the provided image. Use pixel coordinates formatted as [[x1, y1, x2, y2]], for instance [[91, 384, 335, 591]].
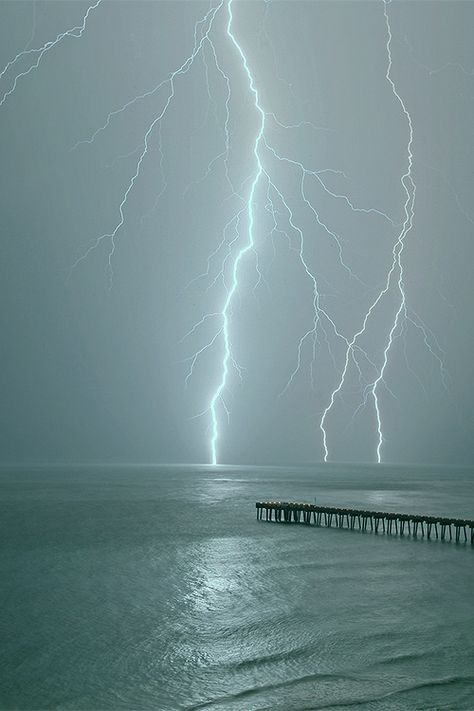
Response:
[[0, 464, 473, 710]]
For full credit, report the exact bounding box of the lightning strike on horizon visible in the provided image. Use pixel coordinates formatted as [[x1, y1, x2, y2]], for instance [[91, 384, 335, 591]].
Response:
[[319, 0, 413, 463], [206, 0, 265, 466], [185, 0, 413, 464], [369, 0, 415, 463], [84, 0, 447, 463], [1, 0, 453, 465], [317, 0, 451, 463]]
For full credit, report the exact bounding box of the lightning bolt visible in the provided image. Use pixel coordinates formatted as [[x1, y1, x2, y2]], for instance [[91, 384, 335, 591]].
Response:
[[1, 0, 452, 465], [318, 1, 413, 463], [179, 0, 446, 465], [184, 0, 408, 464], [319, 0, 451, 463], [370, 1, 419, 462], [207, 0, 265, 466]]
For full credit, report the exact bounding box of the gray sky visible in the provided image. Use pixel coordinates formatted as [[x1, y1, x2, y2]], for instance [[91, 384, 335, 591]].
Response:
[[0, 0, 473, 466]]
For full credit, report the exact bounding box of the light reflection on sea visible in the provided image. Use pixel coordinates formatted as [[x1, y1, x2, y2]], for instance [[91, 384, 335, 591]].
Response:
[[0, 463, 473, 710]]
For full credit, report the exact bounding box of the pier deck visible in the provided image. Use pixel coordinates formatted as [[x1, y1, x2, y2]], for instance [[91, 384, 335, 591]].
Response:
[[256, 501, 474, 544]]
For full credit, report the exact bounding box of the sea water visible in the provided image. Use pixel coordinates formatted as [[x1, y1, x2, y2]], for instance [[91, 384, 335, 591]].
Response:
[[1, 464, 473, 710]]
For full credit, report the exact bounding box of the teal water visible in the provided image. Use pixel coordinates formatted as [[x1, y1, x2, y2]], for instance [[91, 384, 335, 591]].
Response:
[[1, 464, 474, 710]]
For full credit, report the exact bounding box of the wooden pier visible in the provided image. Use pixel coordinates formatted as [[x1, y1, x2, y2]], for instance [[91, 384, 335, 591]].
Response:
[[256, 501, 474, 544]]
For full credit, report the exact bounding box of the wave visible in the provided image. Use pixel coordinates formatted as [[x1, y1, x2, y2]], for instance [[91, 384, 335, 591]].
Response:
[[183, 670, 474, 711]]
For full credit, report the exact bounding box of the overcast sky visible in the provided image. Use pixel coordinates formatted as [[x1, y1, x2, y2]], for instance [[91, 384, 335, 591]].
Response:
[[0, 0, 473, 466]]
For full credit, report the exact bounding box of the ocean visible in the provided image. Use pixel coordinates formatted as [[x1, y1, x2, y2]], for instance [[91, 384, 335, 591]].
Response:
[[1, 464, 473, 710]]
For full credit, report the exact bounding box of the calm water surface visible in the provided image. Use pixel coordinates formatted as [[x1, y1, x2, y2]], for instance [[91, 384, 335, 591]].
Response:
[[1, 464, 473, 710]]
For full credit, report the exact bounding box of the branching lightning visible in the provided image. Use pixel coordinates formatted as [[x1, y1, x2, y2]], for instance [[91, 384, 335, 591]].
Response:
[[70, 2, 224, 286], [319, 0, 448, 463], [1, 0, 453, 464], [0, 0, 102, 108]]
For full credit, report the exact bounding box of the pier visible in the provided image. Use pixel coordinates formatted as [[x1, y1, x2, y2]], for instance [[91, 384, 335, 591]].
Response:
[[256, 501, 474, 544]]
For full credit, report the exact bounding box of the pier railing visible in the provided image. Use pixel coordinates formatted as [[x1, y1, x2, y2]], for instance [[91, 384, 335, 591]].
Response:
[[256, 501, 474, 544]]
